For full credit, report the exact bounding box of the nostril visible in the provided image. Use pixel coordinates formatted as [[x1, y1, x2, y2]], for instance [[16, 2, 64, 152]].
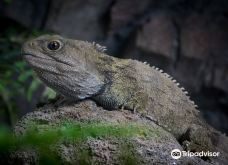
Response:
[[30, 42, 35, 46]]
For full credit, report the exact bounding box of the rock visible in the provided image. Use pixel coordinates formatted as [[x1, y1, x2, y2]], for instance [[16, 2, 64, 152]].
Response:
[[180, 13, 228, 62], [0, 0, 49, 28], [213, 67, 228, 93], [179, 14, 210, 60], [136, 12, 178, 59], [109, 0, 151, 33], [209, 18, 228, 66], [10, 100, 213, 165], [44, 0, 112, 41], [171, 57, 205, 92]]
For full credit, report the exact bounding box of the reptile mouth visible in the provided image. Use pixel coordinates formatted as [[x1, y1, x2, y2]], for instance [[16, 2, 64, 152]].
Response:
[[22, 53, 69, 76], [22, 53, 52, 61], [22, 53, 73, 68]]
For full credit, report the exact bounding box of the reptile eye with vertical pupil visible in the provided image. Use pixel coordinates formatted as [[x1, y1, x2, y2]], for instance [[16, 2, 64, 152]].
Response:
[[47, 40, 61, 50]]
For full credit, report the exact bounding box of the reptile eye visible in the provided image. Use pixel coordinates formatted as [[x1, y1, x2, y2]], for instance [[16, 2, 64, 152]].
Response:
[[47, 40, 61, 50]]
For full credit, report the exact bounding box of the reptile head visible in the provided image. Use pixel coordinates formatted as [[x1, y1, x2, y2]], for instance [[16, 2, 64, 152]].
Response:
[[21, 35, 105, 99], [21, 34, 94, 71]]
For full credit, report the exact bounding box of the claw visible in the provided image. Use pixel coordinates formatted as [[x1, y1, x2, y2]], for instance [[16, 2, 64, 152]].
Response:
[[133, 105, 139, 114], [121, 105, 125, 111], [92, 41, 107, 52]]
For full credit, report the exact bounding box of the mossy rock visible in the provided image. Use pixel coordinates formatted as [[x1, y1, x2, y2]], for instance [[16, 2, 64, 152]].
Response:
[[7, 100, 212, 164]]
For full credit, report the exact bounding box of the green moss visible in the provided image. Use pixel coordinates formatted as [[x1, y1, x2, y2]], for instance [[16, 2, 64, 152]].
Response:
[[118, 141, 142, 165], [77, 147, 93, 165], [0, 121, 161, 149], [24, 121, 157, 140], [0, 121, 158, 164]]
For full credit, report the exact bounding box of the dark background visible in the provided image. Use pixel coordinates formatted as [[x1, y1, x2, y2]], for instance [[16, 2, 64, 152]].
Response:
[[0, 0, 227, 134]]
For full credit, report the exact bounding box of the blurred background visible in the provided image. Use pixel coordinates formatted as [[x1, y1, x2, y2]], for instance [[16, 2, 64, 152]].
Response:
[[0, 0, 227, 134]]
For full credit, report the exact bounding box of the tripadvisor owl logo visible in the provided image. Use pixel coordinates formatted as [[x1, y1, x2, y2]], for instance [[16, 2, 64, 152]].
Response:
[[171, 149, 182, 159], [171, 149, 220, 159]]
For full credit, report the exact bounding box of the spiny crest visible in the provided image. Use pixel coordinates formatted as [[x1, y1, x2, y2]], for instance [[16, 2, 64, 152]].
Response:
[[143, 61, 152, 68], [92, 41, 107, 52], [141, 61, 199, 110], [144, 62, 199, 109], [159, 69, 164, 73], [178, 85, 198, 109], [163, 73, 170, 78]]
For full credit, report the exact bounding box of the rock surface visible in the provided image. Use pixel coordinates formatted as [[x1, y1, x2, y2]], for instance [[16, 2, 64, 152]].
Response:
[[0, 0, 49, 28], [2, 0, 228, 134], [11, 100, 226, 165], [136, 12, 177, 59], [44, 0, 112, 41]]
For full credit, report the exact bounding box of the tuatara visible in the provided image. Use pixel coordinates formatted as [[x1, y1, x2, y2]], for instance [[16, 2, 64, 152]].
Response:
[[22, 35, 227, 157]]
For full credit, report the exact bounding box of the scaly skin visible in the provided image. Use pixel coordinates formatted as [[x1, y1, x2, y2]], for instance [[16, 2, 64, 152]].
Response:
[[22, 35, 227, 158]]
